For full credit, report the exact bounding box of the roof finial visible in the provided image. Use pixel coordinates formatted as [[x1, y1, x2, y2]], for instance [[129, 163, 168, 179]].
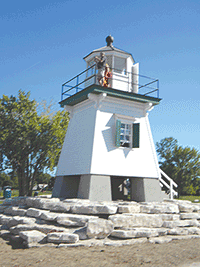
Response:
[[106, 35, 114, 47]]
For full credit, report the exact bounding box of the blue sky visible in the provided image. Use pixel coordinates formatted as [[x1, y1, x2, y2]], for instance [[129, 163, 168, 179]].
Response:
[[1, 0, 200, 152]]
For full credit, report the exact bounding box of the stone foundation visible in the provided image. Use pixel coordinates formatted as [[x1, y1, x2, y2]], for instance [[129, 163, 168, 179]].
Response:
[[1, 197, 200, 248]]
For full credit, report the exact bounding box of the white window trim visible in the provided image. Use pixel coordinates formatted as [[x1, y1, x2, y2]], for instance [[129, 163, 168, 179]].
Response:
[[113, 56, 127, 76], [120, 122, 132, 148], [115, 114, 137, 149], [114, 113, 136, 123]]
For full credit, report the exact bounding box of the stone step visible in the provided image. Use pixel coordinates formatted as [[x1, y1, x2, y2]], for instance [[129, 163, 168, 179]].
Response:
[[19, 230, 46, 245], [2, 197, 200, 248], [73, 218, 114, 240], [47, 232, 79, 244], [111, 228, 168, 239], [4, 206, 27, 216], [9, 223, 68, 235], [167, 227, 200, 235], [56, 213, 97, 227], [140, 203, 179, 214], [180, 213, 200, 220], [70, 204, 118, 215], [117, 205, 140, 213], [162, 219, 200, 228], [108, 213, 179, 228]]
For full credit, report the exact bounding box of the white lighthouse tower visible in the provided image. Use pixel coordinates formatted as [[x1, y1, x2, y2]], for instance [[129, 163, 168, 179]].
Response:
[[52, 36, 163, 202]]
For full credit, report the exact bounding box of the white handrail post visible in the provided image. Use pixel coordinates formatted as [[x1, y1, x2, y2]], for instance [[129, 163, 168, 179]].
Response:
[[170, 180, 173, 200], [159, 168, 178, 199]]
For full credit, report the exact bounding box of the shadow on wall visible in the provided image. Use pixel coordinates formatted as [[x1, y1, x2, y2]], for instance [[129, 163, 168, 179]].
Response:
[[101, 114, 131, 158]]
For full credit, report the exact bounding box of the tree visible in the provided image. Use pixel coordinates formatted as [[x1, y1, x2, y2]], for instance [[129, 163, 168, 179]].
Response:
[[0, 172, 12, 188], [156, 137, 200, 195], [35, 172, 51, 185], [0, 90, 69, 196]]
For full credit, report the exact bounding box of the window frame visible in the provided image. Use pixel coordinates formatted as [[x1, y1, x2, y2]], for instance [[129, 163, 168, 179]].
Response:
[[115, 115, 140, 149], [119, 121, 133, 148], [113, 56, 127, 76]]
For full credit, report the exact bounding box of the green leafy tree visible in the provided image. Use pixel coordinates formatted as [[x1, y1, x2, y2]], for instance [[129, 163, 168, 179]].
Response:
[[0, 172, 12, 187], [0, 171, 18, 188], [35, 172, 51, 185], [0, 90, 69, 196], [156, 137, 200, 195]]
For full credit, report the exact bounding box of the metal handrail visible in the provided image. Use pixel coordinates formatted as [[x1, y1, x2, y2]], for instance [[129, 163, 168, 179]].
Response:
[[139, 79, 158, 89], [62, 74, 96, 95], [61, 65, 159, 101]]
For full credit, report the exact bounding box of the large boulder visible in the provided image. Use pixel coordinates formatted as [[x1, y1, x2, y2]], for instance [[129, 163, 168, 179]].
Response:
[[19, 230, 46, 244], [26, 208, 43, 218], [180, 213, 200, 220], [10, 223, 67, 235], [71, 204, 117, 215], [162, 219, 200, 228], [3, 197, 27, 207], [7, 216, 36, 228], [25, 197, 41, 208], [26, 197, 63, 211], [0, 215, 13, 228], [47, 232, 79, 244], [167, 227, 200, 236], [118, 205, 140, 213], [109, 214, 164, 228], [74, 219, 114, 240], [48, 202, 71, 213], [4, 207, 27, 216], [56, 214, 97, 227], [140, 203, 179, 214], [10, 224, 37, 235], [178, 203, 196, 213], [111, 228, 167, 239], [33, 197, 71, 212], [40, 211, 58, 221]]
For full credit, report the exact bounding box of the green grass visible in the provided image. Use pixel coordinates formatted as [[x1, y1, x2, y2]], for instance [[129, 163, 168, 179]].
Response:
[[177, 195, 200, 202], [38, 191, 52, 196], [0, 190, 52, 204], [0, 189, 19, 198]]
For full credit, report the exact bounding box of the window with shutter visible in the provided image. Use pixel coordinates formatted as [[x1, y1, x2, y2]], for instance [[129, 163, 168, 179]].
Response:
[[115, 119, 140, 148]]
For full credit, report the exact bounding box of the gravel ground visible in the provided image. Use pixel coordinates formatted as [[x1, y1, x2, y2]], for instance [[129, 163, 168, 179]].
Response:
[[1, 234, 200, 267]]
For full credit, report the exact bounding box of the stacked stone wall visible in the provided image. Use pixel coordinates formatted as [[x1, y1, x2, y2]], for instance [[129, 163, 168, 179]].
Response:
[[1, 197, 200, 248]]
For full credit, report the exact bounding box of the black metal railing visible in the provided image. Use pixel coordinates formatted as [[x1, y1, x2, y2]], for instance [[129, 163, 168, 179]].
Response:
[[61, 64, 159, 101]]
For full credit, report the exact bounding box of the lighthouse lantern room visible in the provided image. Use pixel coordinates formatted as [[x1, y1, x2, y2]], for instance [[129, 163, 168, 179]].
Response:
[[52, 36, 163, 202]]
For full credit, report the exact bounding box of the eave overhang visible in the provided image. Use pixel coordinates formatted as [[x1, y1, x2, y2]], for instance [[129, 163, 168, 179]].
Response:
[[59, 85, 161, 108], [83, 46, 135, 62]]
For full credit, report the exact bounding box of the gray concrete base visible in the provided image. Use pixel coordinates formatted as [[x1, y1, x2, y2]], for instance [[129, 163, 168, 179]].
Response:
[[130, 177, 163, 202], [52, 175, 112, 201], [78, 175, 112, 201], [52, 176, 80, 199], [52, 175, 163, 202]]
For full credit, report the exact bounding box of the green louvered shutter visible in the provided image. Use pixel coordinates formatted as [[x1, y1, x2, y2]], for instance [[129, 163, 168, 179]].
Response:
[[115, 120, 121, 147], [132, 123, 140, 148]]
